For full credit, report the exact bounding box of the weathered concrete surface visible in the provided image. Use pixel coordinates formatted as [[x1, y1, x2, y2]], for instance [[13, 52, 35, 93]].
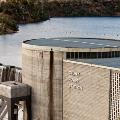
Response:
[[0, 81, 30, 98], [63, 60, 120, 120], [22, 47, 63, 120], [63, 60, 110, 120]]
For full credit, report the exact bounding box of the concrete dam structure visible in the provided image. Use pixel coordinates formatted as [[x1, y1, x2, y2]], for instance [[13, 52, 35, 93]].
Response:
[[22, 38, 120, 120]]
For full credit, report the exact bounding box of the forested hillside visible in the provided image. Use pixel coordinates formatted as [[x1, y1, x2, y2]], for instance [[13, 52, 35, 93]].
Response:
[[0, 0, 49, 34], [49, 0, 120, 16], [0, 0, 120, 34]]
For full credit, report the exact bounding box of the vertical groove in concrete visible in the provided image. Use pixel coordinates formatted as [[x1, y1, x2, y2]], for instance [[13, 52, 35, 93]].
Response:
[[109, 69, 112, 120], [62, 53, 63, 120], [49, 50, 54, 120]]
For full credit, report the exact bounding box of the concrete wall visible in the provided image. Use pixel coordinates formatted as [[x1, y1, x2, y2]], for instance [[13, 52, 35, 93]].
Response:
[[22, 47, 63, 120], [63, 60, 111, 120]]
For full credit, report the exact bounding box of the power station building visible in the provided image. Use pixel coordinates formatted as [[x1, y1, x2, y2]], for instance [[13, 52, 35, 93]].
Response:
[[22, 38, 120, 120]]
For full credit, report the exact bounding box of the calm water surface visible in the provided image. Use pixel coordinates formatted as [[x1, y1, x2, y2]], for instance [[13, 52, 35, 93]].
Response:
[[0, 17, 120, 67]]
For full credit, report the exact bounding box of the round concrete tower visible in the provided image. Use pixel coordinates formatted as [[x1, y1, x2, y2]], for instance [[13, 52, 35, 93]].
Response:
[[22, 38, 63, 120]]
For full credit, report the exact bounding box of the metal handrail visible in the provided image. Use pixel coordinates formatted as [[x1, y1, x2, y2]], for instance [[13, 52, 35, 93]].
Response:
[[0, 98, 7, 120]]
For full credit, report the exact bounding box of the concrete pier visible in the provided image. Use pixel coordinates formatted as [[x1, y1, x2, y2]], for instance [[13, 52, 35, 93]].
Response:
[[0, 81, 31, 120]]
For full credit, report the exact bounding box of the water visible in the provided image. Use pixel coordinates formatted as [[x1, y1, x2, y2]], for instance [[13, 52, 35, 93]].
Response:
[[0, 17, 120, 67]]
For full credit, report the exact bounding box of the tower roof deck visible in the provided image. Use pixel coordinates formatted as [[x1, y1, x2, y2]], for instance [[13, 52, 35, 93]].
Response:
[[24, 37, 120, 49]]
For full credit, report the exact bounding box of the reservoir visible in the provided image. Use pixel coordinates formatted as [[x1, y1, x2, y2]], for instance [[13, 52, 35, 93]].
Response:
[[0, 17, 120, 67]]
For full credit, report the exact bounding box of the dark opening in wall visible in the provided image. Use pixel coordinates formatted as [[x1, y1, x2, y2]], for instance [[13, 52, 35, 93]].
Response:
[[66, 51, 120, 59], [71, 52, 74, 59], [79, 52, 82, 59], [86, 52, 91, 58], [98, 52, 102, 58], [107, 52, 111, 58], [90, 52, 96, 58], [102, 52, 108, 58], [66, 52, 70, 59], [75, 52, 78, 59], [119, 51, 120, 57], [112, 51, 115, 57], [83, 52, 87, 58], [115, 51, 119, 57]]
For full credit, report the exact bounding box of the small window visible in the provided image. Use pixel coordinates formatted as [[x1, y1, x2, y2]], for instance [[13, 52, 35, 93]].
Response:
[[115, 51, 119, 57], [112, 51, 115, 57], [118, 51, 120, 57], [79, 52, 82, 59], [108, 52, 112, 58], [83, 52, 87, 58], [90, 52, 97, 58], [71, 52, 74, 59], [66, 52, 70, 59], [75, 52, 78, 59], [86, 52, 90, 58], [101, 52, 107, 58], [98, 52, 102, 58]]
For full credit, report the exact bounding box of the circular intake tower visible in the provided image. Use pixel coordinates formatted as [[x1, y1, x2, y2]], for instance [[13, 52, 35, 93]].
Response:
[[22, 38, 120, 120]]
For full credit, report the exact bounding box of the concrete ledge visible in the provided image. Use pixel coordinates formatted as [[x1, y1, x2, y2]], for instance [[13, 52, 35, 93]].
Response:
[[22, 37, 120, 52], [0, 81, 31, 98]]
